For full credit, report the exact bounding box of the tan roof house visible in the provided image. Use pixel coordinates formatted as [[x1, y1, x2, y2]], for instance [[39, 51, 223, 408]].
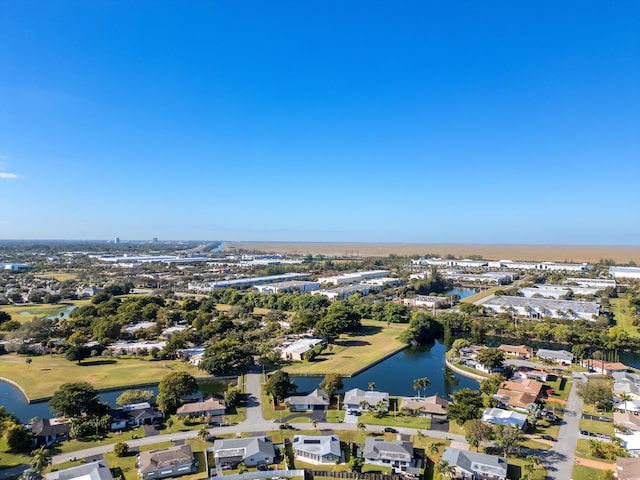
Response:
[[400, 395, 448, 416], [498, 344, 533, 358], [137, 444, 195, 480]]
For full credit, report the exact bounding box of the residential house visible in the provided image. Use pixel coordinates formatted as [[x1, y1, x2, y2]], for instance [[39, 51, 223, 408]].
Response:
[[31, 418, 70, 447], [137, 445, 196, 479], [285, 389, 330, 411], [617, 433, 640, 458], [536, 349, 574, 365], [614, 372, 640, 400], [500, 379, 544, 400], [279, 337, 324, 361], [498, 344, 533, 359], [399, 396, 448, 416], [481, 408, 527, 430], [117, 402, 160, 426], [212, 436, 276, 468], [363, 438, 414, 471], [581, 359, 629, 375], [615, 412, 640, 433], [494, 389, 538, 411], [292, 435, 342, 465], [617, 457, 640, 480], [343, 389, 389, 414], [176, 396, 226, 418], [441, 447, 507, 480], [46, 461, 113, 480], [513, 367, 549, 383]]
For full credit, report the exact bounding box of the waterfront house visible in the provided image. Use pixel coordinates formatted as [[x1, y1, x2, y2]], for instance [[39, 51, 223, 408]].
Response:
[[494, 389, 538, 411], [536, 349, 574, 365], [343, 388, 389, 414], [176, 396, 226, 418], [580, 359, 629, 375], [498, 344, 533, 359], [31, 418, 71, 447], [137, 444, 196, 479], [293, 435, 342, 465], [441, 447, 507, 480], [212, 436, 276, 468], [500, 379, 544, 400], [399, 395, 448, 416], [285, 389, 330, 411]]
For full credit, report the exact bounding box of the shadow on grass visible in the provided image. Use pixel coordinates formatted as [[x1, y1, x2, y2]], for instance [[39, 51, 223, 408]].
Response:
[[79, 360, 117, 366]]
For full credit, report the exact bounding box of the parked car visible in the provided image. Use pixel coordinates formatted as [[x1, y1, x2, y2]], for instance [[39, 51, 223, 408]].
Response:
[[279, 424, 297, 430], [257, 465, 270, 471], [541, 435, 555, 441], [383, 427, 398, 433]]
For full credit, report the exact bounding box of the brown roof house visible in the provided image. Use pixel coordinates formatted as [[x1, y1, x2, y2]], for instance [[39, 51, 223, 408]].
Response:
[[498, 344, 533, 359], [399, 396, 448, 416], [137, 444, 195, 480], [500, 379, 544, 400], [176, 396, 226, 418], [494, 389, 538, 411]]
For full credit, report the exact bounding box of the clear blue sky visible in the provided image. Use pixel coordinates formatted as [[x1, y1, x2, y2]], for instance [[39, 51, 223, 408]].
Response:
[[1, 1, 639, 244]]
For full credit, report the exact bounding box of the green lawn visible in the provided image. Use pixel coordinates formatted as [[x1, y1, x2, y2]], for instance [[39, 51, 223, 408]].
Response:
[[507, 457, 547, 480], [612, 298, 640, 338], [545, 376, 572, 401], [0, 299, 91, 323], [573, 465, 609, 480], [282, 320, 408, 376], [0, 438, 32, 470], [580, 419, 614, 436], [575, 439, 616, 464], [0, 353, 209, 401]]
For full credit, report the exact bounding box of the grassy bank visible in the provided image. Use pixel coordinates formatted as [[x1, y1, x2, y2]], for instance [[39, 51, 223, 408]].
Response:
[[282, 320, 408, 376], [0, 354, 209, 401], [611, 297, 639, 338], [0, 299, 92, 323]]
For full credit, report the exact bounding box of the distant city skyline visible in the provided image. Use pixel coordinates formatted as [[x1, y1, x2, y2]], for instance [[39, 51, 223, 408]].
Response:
[[1, 2, 639, 245]]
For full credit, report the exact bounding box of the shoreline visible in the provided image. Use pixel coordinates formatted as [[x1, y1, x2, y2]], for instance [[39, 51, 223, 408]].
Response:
[[445, 359, 487, 382]]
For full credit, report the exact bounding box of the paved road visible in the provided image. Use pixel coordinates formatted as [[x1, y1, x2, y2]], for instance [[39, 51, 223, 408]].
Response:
[[0, 465, 28, 480], [543, 374, 585, 480], [48, 370, 466, 467]]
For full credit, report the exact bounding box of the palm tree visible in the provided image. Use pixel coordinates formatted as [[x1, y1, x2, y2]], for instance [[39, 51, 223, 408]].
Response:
[[368, 382, 376, 391], [413, 377, 431, 397], [26, 358, 32, 369], [312, 419, 318, 431], [427, 442, 439, 460], [435, 459, 455, 480], [198, 426, 209, 442], [413, 379, 421, 397], [30, 446, 51, 472], [618, 393, 632, 411]]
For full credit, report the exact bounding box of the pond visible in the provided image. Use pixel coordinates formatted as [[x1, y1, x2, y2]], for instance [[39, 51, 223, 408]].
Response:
[[445, 288, 479, 300], [292, 340, 479, 399]]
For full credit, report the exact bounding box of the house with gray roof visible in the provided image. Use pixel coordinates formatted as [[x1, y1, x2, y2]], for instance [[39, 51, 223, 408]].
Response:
[[212, 436, 276, 468], [31, 417, 70, 447], [137, 444, 195, 479], [536, 349, 574, 365], [363, 438, 413, 470], [293, 435, 342, 465], [46, 461, 113, 480], [441, 447, 507, 480], [614, 372, 640, 399], [286, 389, 330, 411], [343, 388, 389, 414]]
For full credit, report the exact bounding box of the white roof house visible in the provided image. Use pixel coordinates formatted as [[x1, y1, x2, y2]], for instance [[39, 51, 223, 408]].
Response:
[[536, 349, 574, 364], [211, 436, 276, 467], [279, 337, 324, 361], [482, 408, 527, 429], [441, 447, 507, 480], [46, 461, 113, 480], [343, 389, 389, 413], [293, 435, 342, 465], [617, 433, 640, 457]]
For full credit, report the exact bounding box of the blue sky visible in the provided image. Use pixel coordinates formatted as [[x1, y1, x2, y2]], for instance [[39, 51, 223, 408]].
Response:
[[1, 1, 639, 244]]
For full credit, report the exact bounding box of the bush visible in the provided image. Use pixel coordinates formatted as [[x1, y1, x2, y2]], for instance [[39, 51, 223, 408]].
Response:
[[113, 442, 129, 457]]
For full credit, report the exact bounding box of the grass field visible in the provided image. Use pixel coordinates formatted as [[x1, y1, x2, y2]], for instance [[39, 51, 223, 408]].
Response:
[[282, 320, 408, 376], [575, 439, 616, 464], [227, 241, 640, 264], [580, 418, 614, 436], [545, 376, 572, 401], [0, 299, 93, 323], [0, 354, 209, 401], [572, 465, 607, 480], [34, 272, 80, 282], [611, 297, 639, 338]]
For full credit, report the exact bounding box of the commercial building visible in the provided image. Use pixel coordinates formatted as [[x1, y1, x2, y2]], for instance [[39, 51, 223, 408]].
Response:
[[482, 296, 600, 321], [610, 267, 640, 280], [188, 273, 311, 292], [255, 281, 320, 294], [313, 284, 371, 301], [565, 278, 616, 289], [316, 270, 391, 286]]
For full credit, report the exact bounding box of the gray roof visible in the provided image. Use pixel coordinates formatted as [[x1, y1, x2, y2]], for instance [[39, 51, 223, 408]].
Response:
[[536, 349, 574, 362], [484, 296, 600, 316], [293, 435, 341, 458], [138, 444, 194, 474], [286, 389, 330, 406], [32, 418, 70, 437], [212, 436, 275, 461], [363, 438, 413, 462], [344, 388, 389, 405], [441, 447, 507, 478], [46, 461, 113, 480]]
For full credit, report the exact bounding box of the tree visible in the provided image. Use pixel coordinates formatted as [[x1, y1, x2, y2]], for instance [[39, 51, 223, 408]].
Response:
[[50, 382, 102, 418], [199, 338, 253, 375], [475, 348, 505, 372], [157, 372, 198, 414], [399, 312, 442, 345], [65, 344, 91, 365], [447, 388, 484, 425], [493, 424, 524, 457], [30, 446, 52, 471], [113, 442, 129, 457], [265, 370, 297, 404], [20, 469, 42, 480], [464, 419, 494, 451], [198, 426, 209, 442], [357, 421, 366, 433], [435, 459, 455, 480], [0, 311, 10, 324], [5, 423, 32, 452], [348, 456, 364, 473], [412, 377, 430, 397], [320, 373, 344, 400], [521, 455, 541, 480], [116, 389, 155, 406], [368, 382, 376, 391], [577, 380, 614, 411], [480, 373, 504, 396], [224, 387, 241, 407]]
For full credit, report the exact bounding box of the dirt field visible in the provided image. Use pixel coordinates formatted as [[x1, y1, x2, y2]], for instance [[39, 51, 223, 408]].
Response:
[[227, 242, 640, 264]]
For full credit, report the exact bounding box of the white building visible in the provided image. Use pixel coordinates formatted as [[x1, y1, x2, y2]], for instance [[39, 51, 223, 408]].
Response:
[[402, 295, 450, 308], [483, 296, 600, 321], [610, 267, 640, 280], [292, 435, 342, 465], [279, 337, 324, 361], [443, 271, 514, 285], [255, 281, 320, 294], [188, 273, 311, 292], [316, 270, 390, 286], [482, 408, 527, 429], [565, 278, 616, 289], [313, 284, 371, 301], [363, 438, 414, 471], [343, 389, 389, 413]]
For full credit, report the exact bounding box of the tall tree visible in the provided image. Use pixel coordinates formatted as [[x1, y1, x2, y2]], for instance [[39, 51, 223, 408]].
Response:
[[30, 446, 52, 471], [320, 373, 343, 400], [157, 372, 198, 414], [493, 424, 524, 457], [265, 370, 297, 404], [475, 348, 505, 372], [49, 382, 102, 418], [116, 389, 155, 406], [447, 388, 484, 425], [464, 419, 494, 451]]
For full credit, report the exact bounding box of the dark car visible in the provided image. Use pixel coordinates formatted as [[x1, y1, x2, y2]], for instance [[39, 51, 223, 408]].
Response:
[[383, 427, 398, 433], [279, 424, 297, 430], [541, 435, 554, 441], [256, 465, 270, 471]]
